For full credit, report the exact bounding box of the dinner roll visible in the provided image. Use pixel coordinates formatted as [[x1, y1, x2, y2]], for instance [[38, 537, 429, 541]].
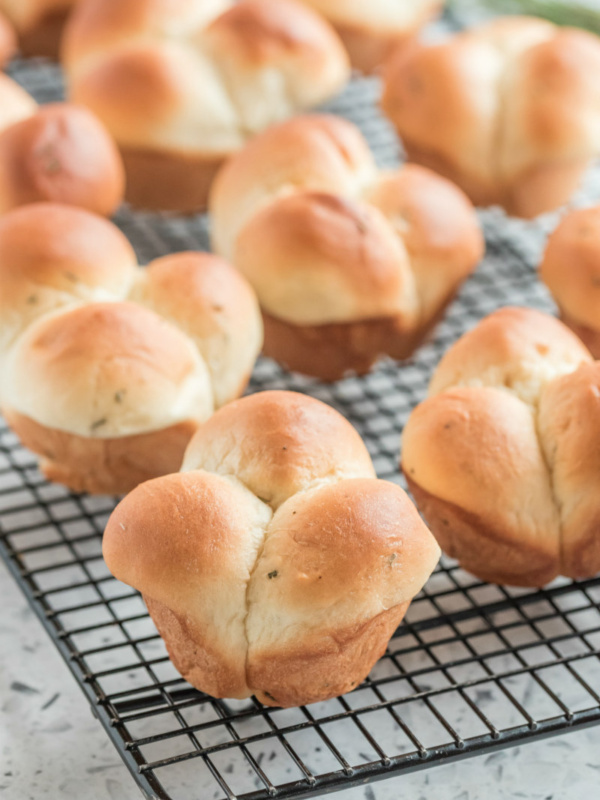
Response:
[[382, 17, 600, 218], [0, 203, 262, 494], [402, 307, 597, 586], [540, 205, 600, 357], [210, 114, 484, 380], [0, 101, 125, 217], [0, 74, 124, 216], [298, 0, 442, 72], [103, 391, 441, 707], [0, 0, 78, 58], [62, 0, 350, 212]]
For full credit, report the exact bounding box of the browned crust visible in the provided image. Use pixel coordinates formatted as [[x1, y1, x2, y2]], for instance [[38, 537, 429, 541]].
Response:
[[0, 11, 16, 67], [262, 311, 408, 381], [506, 158, 590, 220], [404, 474, 559, 587], [407, 467, 600, 583], [3, 408, 198, 495], [562, 511, 600, 581], [145, 594, 409, 707], [249, 602, 410, 707], [558, 311, 600, 359], [403, 138, 589, 219], [144, 596, 251, 700], [401, 139, 501, 210], [18, 9, 70, 59], [333, 21, 415, 74], [333, 3, 442, 75], [119, 145, 226, 213], [261, 287, 458, 381], [0, 104, 125, 217]]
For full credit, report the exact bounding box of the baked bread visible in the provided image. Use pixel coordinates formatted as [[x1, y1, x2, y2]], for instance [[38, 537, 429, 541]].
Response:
[[540, 205, 600, 357], [0, 0, 78, 58], [402, 307, 599, 586], [382, 17, 600, 218], [0, 10, 16, 66], [298, 0, 441, 73], [62, 0, 350, 213], [210, 114, 484, 381], [103, 390, 441, 707], [0, 203, 262, 494], [0, 74, 124, 216]]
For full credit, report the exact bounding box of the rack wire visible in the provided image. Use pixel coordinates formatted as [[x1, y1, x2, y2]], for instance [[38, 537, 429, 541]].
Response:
[[2, 39, 600, 800]]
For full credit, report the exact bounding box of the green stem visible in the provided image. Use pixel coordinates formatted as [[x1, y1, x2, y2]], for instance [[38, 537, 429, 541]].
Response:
[[448, 0, 600, 33]]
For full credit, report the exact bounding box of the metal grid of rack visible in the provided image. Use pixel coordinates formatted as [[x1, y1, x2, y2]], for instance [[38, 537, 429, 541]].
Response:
[[1, 45, 600, 800]]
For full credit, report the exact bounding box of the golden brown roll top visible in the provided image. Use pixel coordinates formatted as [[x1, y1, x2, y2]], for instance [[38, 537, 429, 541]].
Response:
[[211, 114, 377, 261], [62, 0, 349, 212], [181, 390, 376, 508], [0, 0, 77, 57], [65, 0, 349, 119], [0, 74, 124, 216], [0, 203, 262, 493], [104, 391, 440, 706], [204, 0, 350, 109], [539, 205, 600, 357], [382, 17, 600, 218], [210, 114, 483, 378], [0, 103, 125, 217], [298, 0, 442, 72], [131, 252, 262, 408], [428, 306, 593, 406], [402, 307, 599, 585], [234, 192, 419, 326], [3, 303, 212, 439], [365, 166, 486, 326], [62, 0, 223, 65], [0, 203, 136, 348]]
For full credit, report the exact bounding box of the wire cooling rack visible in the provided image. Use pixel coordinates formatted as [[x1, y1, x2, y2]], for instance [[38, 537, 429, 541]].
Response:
[[2, 39, 600, 800]]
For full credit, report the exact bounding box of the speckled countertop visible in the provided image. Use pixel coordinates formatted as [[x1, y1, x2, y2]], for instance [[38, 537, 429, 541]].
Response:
[[1, 558, 598, 800]]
